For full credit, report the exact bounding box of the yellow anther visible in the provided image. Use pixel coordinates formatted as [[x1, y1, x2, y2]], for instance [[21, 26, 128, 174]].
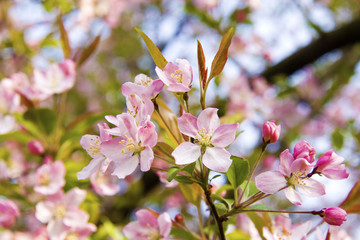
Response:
[[65, 233, 79, 240], [54, 205, 67, 219], [38, 173, 51, 186], [195, 128, 213, 146], [171, 69, 183, 83]]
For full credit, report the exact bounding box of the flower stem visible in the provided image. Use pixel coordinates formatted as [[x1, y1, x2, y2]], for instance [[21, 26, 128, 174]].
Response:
[[154, 105, 181, 145], [204, 187, 226, 240], [239, 143, 268, 203]]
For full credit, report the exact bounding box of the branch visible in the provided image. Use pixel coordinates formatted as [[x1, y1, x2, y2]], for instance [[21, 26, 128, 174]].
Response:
[[261, 18, 360, 82]]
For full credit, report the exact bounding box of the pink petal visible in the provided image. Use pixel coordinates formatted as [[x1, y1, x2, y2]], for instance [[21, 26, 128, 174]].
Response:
[[291, 220, 312, 240], [212, 123, 240, 147], [98, 122, 112, 141], [197, 108, 220, 132], [136, 209, 158, 227], [297, 178, 326, 197], [138, 120, 157, 147], [63, 209, 89, 227], [77, 157, 104, 180], [284, 187, 302, 205], [290, 158, 313, 175], [202, 147, 232, 172], [322, 168, 349, 180], [176, 59, 193, 86], [278, 149, 294, 176], [155, 66, 172, 86], [111, 155, 139, 179], [35, 202, 54, 223], [64, 188, 87, 208], [118, 113, 138, 141], [140, 146, 154, 172], [101, 137, 131, 162], [167, 84, 191, 92], [177, 113, 198, 138], [104, 115, 119, 126], [123, 221, 152, 240], [150, 79, 165, 97], [47, 218, 67, 240], [172, 142, 201, 165], [80, 135, 102, 158], [158, 212, 172, 237], [255, 171, 287, 194]]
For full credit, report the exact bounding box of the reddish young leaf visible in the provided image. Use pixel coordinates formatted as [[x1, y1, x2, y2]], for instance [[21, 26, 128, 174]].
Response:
[[208, 27, 235, 80], [135, 27, 168, 69], [340, 179, 360, 213], [77, 35, 101, 67], [197, 40, 207, 90], [59, 17, 71, 58]]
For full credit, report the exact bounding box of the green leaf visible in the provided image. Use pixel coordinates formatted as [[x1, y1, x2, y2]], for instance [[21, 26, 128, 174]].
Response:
[[135, 27, 168, 69], [170, 227, 199, 240], [211, 194, 232, 210], [167, 166, 180, 182], [240, 180, 259, 198], [181, 162, 196, 175], [59, 17, 71, 58], [215, 202, 228, 215], [23, 108, 57, 136], [197, 40, 207, 89], [77, 35, 101, 67], [226, 230, 251, 240], [174, 175, 194, 184], [208, 27, 235, 80], [248, 204, 274, 211], [154, 142, 174, 157], [247, 212, 268, 240], [331, 129, 344, 150], [226, 156, 250, 190], [179, 183, 202, 207]]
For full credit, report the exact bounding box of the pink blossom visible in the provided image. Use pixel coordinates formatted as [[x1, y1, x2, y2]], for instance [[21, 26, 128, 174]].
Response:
[[35, 188, 91, 240], [33, 59, 76, 95], [322, 207, 347, 226], [34, 160, 65, 195], [172, 108, 239, 172], [255, 148, 326, 205], [77, 123, 112, 180], [262, 120, 281, 143], [90, 162, 120, 196], [28, 140, 45, 155], [123, 209, 172, 240], [101, 113, 157, 178], [121, 73, 164, 99], [0, 198, 20, 228], [155, 59, 193, 92], [263, 214, 312, 240], [314, 150, 349, 180], [125, 94, 154, 125], [293, 140, 316, 163]]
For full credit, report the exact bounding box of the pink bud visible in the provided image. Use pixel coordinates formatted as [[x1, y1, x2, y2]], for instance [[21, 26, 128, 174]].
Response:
[[28, 140, 45, 155], [322, 207, 347, 226], [262, 120, 281, 143]]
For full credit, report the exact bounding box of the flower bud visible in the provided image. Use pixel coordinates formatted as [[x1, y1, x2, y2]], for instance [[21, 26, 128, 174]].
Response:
[[175, 214, 184, 223], [322, 207, 347, 226], [28, 140, 45, 155], [262, 120, 281, 143]]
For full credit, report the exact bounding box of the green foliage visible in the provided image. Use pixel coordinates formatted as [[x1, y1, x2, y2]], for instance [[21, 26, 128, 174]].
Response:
[[331, 128, 345, 150], [227, 156, 250, 190], [179, 183, 202, 207], [226, 230, 251, 240], [167, 166, 180, 182]]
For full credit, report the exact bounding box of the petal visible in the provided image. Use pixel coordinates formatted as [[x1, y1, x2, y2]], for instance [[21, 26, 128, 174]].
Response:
[[322, 168, 349, 180], [64, 188, 87, 208], [202, 147, 232, 172], [111, 155, 139, 179], [35, 202, 54, 223], [297, 178, 326, 197], [255, 171, 287, 194], [80, 135, 102, 158], [136, 209, 158, 227], [155, 66, 172, 86], [63, 209, 89, 227], [97, 122, 112, 141], [278, 149, 293, 176], [177, 113, 198, 138], [77, 157, 104, 180], [118, 113, 138, 140], [101, 137, 131, 162], [172, 142, 201, 165], [149, 79, 164, 97], [176, 59, 193, 86], [291, 221, 312, 240], [158, 213, 172, 237], [167, 83, 191, 92], [284, 187, 302, 205], [290, 158, 313, 175], [212, 123, 240, 147], [47, 218, 67, 240], [123, 221, 152, 240], [140, 146, 154, 172], [197, 108, 220, 132], [139, 120, 157, 147]]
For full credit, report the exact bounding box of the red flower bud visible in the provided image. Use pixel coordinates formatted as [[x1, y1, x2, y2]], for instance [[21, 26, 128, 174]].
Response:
[[28, 140, 45, 155], [262, 120, 281, 143], [322, 207, 347, 226]]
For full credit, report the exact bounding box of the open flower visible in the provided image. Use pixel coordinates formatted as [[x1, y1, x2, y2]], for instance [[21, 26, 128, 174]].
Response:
[[172, 108, 239, 172], [314, 150, 349, 180], [121, 73, 164, 99], [0, 199, 20, 228], [155, 59, 193, 92], [101, 113, 157, 178], [255, 148, 326, 205], [34, 160, 65, 195], [123, 209, 172, 240]]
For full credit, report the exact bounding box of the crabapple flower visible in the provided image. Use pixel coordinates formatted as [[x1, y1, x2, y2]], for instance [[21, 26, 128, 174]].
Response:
[[123, 209, 172, 240], [35, 188, 90, 240], [34, 160, 65, 195], [321, 207, 347, 226], [172, 108, 239, 172], [255, 148, 326, 205], [263, 214, 312, 240], [28, 140, 45, 155], [126, 94, 154, 124], [262, 120, 281, 143], [77, 123, 112, 180], [90, 162, 120, 196], [293, 140, 316, 163], [0, 199, 20, 228], [33, 59, 76, 95], [101, 113, 157, 178], [314, 150, 349, 180], [155, 59, 193, 92], [121, 73, 164, 99]]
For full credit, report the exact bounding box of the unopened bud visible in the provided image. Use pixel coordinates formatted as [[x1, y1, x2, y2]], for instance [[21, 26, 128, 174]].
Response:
[[262, 120, 281, 144], [321, 207, 347, 226], [175, 214, 184, 223], [28, 140, 45, 155]]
